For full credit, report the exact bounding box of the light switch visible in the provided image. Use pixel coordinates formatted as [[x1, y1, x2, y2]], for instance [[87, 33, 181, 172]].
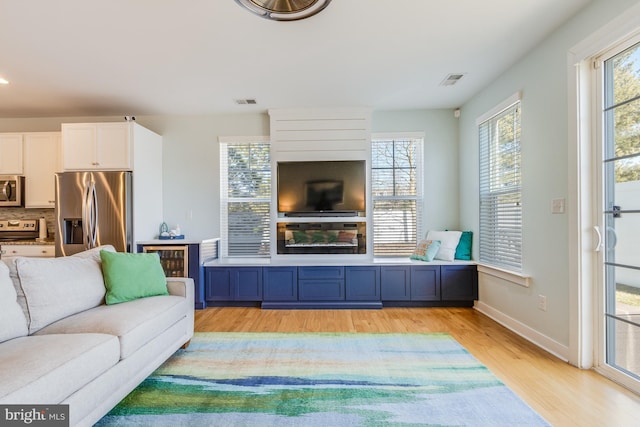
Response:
[[552, 198, 565, 214]]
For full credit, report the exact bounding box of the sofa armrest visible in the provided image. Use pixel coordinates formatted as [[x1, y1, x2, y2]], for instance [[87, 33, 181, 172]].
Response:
[[166, 277, 192, 297], [166, 278, 195, 342]]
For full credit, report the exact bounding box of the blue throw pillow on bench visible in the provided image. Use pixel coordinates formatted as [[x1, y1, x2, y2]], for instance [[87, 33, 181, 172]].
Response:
[[410, 239, 441, 262]]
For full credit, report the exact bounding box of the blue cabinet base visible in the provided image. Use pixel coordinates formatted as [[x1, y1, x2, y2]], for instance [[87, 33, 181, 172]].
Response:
[[204, 263, 477, 309], [262, 301, 383, 309]]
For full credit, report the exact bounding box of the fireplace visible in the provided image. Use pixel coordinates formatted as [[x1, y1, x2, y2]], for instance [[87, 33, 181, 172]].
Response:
[[276, 222, 366, 255]]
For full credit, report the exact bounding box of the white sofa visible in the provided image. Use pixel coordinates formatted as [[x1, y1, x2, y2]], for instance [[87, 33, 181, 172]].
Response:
[[0, 246, 194, 427]]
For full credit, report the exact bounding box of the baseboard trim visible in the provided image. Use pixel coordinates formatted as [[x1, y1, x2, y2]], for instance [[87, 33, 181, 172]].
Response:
[[474, 301, 569, 362]]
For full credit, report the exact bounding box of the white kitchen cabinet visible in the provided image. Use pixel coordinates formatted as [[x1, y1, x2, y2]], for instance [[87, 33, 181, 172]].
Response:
[[1, 244, 54, 258], [0, 133, 24, 174], [62, 122, 131, 170], [24, 132, 61, 208]]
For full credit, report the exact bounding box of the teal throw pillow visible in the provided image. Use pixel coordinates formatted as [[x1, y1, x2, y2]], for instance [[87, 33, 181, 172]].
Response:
[[410, 239, 441, 262], [454, 231, 473, 260], [100, 251, 168, 305]]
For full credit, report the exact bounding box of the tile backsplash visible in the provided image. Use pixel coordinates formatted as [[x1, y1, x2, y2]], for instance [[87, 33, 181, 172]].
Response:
[[0, 208, 56, 239]]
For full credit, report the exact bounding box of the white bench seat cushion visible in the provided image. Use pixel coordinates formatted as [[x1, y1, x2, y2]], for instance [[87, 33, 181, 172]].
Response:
[[0, 333, 119, 404], [35, 294, 187, 359]]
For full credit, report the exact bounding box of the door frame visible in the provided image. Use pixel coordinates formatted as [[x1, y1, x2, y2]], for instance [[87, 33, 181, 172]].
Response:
[[568, 3, 640, 394]]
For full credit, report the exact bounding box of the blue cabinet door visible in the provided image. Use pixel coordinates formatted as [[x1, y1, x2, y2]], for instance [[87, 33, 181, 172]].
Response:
[[234, 268, 263, 301], [345, 266, 380, 301], [410, 265, 441, 301], [205, 268, 233, 300], [380, 265, 411, 300], [441, 265, 478, 301], [205, 267, 262, 301], [263, 267, 298, 301]]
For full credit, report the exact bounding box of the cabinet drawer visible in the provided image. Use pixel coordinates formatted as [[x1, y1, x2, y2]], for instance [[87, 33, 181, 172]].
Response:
[[298, 266, 344, 279], [1, 245, 54, 258], [299, 279, 345, 300]]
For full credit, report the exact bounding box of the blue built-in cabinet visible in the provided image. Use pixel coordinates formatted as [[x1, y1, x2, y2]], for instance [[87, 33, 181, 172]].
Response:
[[205, 267, 263, 304], [204, 263, 477, 309], [263, 267, 298, 301]]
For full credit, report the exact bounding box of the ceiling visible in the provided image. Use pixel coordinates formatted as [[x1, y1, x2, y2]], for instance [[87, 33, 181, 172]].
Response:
[[0, 0, 591, 118]]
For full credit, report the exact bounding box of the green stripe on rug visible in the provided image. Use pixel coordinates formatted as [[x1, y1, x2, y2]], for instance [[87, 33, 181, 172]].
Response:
[[96, 332, 550, 426]]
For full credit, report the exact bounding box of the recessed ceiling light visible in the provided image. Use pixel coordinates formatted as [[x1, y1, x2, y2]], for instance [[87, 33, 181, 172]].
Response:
[[235, 0, 331, 21], [0, 78, 9, 85]]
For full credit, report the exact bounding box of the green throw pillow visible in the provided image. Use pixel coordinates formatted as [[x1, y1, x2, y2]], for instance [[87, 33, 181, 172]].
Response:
[[100, 251, 168, 305], [454, 231, 473, 260]]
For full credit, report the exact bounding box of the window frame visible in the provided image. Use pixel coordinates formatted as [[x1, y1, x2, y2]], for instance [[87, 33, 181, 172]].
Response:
[[219, 136, 271, 258], [371, 132, 424, 257], [477, 93, 523, 273]]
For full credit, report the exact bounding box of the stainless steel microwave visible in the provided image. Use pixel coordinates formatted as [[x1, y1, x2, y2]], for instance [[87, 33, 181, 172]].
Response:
[[0, 175, 25, 207]]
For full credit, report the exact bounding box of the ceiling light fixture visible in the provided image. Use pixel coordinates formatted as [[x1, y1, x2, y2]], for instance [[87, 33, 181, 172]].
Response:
[[234, 0, 331, 21], [0, 77, 8, 85]]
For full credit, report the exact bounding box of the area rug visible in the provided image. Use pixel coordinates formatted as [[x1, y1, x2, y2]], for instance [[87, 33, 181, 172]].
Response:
[[96, 332, 550, 426]]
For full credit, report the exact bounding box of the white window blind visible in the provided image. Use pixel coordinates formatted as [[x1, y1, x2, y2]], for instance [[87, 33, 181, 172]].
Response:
[[220, 139, 270, 257], [478, 99, 522, 271], [371, 135, 423, 256]]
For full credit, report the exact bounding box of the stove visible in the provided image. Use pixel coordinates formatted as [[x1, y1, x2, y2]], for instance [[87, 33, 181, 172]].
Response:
[[0, 219, 40, 241]]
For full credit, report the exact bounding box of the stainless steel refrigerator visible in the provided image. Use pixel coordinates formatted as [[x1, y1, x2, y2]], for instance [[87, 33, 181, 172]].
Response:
[[55, 171, 132, 256]]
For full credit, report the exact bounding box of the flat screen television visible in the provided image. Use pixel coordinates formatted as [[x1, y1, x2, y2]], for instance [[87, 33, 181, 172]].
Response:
[[277, 160, 366, 216]]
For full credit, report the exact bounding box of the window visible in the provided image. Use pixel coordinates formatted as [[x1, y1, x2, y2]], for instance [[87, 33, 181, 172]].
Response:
[[371, 134, 424, 256], [219, 138, 270, 257], [478, 95, 522, 271]]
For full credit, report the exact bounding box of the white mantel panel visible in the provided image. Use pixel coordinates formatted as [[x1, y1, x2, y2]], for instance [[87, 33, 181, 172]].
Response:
[[269, 107, 373, 260]]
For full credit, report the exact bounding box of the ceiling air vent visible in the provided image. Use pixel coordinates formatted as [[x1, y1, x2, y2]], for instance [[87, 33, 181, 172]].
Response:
[[440, 73, 465, 86], [235, 98, 257, 105]]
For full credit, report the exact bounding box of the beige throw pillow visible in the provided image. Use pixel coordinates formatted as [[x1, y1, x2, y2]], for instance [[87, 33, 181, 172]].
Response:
[[16, 256, 106, 334]]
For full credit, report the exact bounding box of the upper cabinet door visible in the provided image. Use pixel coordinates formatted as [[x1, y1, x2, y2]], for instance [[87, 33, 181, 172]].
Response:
[[96, 123, 131, 170], [62, 124, 97, 170], [62, 123, 131, 170], [24, 132, 61, 208], [0, 133, 24, 174]]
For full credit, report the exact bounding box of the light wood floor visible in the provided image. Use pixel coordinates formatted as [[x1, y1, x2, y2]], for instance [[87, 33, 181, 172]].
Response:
[[195, 307, 640, 427]]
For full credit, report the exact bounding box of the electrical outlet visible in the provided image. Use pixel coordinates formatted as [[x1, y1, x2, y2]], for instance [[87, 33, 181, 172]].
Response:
[[538, 295, 547, 311]]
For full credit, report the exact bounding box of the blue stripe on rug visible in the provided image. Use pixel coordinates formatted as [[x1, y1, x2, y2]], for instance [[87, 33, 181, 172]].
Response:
[[96, 332, 550, 427]]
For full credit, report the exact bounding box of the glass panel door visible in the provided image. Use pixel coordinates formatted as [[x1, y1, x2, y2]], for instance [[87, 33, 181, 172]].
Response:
[[601, 40, 640, 381]]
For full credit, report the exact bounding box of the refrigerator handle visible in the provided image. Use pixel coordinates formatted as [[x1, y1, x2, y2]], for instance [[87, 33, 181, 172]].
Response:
[[82, 181, 91, 250], [82, 180, 98, 249], [88, 180, 98, 249]]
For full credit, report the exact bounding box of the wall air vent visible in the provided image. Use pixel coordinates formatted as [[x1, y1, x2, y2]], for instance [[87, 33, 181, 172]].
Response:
[[440, 73, 465, 86], [235, 98, 257, 105]]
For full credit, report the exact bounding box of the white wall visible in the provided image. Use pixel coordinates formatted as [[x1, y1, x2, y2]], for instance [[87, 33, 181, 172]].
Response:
[[373, 109, 460, 233], [458, 0, 640, 356]]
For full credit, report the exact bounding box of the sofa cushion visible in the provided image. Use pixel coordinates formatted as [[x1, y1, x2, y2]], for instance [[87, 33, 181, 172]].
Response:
[[0, 261, 28, 343], [0, 333, 119, 404], [2, 257, 29, 326], [72, 244, 116, 263], [16, 255, 106, 334], [100, 250, 168, 305], [35, 294, 186, 359]]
